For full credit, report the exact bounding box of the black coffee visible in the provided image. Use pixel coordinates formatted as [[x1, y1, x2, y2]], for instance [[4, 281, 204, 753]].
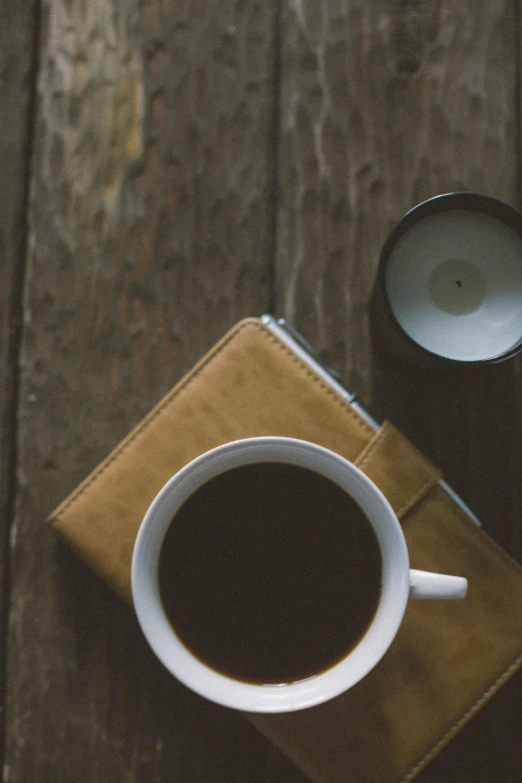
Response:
[[158, 462, 382, 684]]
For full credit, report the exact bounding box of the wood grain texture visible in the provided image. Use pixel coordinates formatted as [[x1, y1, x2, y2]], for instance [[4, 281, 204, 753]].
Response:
[[3, 0, 522, 781], [4, 0, 285, 780], [276, 0, 518, 398], [0, 0, 40, 761], [0, 9, 39, 543], [276, 0, 521, 549], [276, 3, 522, 780]]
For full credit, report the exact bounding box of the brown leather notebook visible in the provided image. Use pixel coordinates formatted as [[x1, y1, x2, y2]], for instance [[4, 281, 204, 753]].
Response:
[[47, 317, 522, 783]]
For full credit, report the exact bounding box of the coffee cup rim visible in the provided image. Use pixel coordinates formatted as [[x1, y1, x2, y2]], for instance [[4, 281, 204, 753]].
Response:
[[131, 437, 410, 712]]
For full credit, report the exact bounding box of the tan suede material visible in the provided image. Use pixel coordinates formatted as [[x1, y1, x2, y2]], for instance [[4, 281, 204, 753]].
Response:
[[354, 420, 442, 519], [49, 319, 375, 600], [47, 317, 522, 783], [249, 487, 522, 783]]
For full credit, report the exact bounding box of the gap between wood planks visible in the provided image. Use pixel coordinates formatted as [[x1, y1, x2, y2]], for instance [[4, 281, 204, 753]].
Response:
[[0, 0, 43, 775], [267, 0, 283, 315]]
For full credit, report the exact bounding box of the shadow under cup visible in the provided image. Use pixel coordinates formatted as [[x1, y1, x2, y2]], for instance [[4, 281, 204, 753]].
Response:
[[131, 437, 411, 713]]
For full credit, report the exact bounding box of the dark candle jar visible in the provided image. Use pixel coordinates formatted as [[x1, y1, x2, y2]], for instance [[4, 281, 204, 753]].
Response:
[[370, 193, 522, 370]]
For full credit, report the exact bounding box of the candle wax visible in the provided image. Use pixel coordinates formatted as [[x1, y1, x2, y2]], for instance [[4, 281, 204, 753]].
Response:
[[384, 210, 522, 361]]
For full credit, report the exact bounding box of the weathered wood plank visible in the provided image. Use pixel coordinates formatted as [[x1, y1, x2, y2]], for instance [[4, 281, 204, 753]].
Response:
[[276, 0, 517, 397], [276, 2, 522, 780], [5, 1, 522, 781], [0, 0, 40, 765], [276, 0, 520, 546], [4, 0, 290, 781]]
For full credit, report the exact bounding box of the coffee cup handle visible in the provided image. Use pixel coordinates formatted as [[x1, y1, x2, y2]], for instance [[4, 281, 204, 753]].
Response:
[[408, 569, 468, 599]]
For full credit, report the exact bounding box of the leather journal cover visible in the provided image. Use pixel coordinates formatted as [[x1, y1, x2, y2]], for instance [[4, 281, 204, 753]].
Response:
[[47, 317, 522, 783]]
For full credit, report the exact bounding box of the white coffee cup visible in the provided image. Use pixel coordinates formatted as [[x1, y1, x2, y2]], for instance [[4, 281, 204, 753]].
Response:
[[132, 437, 467, 713]]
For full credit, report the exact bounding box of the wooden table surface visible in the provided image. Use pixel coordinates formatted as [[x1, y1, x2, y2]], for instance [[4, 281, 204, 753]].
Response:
[[1, 1, 522, 780]]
